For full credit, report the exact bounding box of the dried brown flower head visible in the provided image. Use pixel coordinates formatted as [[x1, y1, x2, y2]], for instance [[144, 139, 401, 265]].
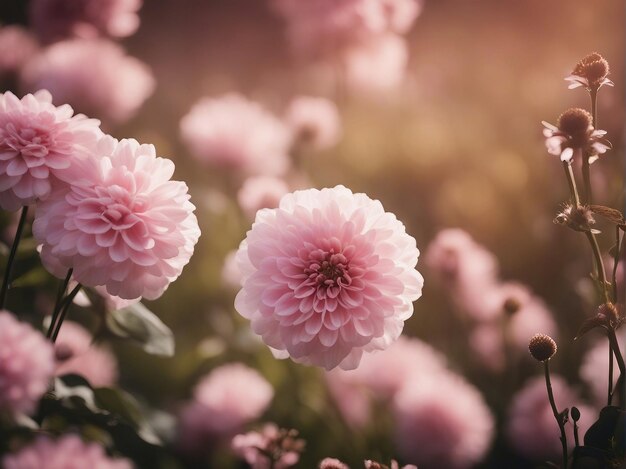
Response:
[[528, 333, 557, 362], [566, 52, 613, 91]]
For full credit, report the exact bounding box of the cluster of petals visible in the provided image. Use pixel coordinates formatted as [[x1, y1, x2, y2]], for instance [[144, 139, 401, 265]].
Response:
[[2, 434, 133, 469], [34, 136, 200, 300], [55, 321, 118, 387], [21, 39, 155, 124], [285, 96, 341, 151], [0, 26, 39, 76], [392, 371, 494, 469], [0, 311, 55, 416], [179, 93, 291, 176], [564, 52, 614, 91], [320, 458, 416, 469], [507, 375, 594, 461], [0, 90, 102, 211], [231, 424, 303, 469], [177, 363, 273, 453], [29, 0, 142, 43], [234, 185, 423, 371], [271, 0, 421, 58], [325, 336, 447, 427], [542, 119, 610, 164], [237, 176, 290, 219]]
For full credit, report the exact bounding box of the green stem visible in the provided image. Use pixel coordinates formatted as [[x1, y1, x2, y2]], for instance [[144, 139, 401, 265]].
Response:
[[47, 269, 73, 339], [544, 360, 568, 468], [0, 206, 29, 309], [50, 283, 82, 343]]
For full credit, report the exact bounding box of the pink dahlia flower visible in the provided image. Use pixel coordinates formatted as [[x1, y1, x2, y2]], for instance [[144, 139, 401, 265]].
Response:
[[21, 39, 155, 124], [237, 176, 290, 219], [0, 26, 39, 76], [393, 372, 494, 469], [33, 136, 200, 300], [2, 434, 133, 469], [231, 424, 304, 469], [235, 185, 423, 370], [0, 311, 55, 416], [507, 375, 594, 461], [29, 0, 141, 43], [0, 90, 102, 211], [285, 96, 341, 151], [55, 321, 118, 387], [180, 93, 290, 176], [177, 363, 274, 453]]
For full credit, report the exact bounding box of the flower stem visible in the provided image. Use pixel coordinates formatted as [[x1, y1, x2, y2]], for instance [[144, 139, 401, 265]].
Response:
[[47, 269, 73, 339], [612, 226, 623, 302], [50, 283, 82, 343], [585, 231, 610, 303], [582, 89, 598, 205], [544, 360, 568, 468], [562, 162, 581, 207], [607, 328, 626, 408], [0, 206, 29, 309], [608, 341, 614, 406]]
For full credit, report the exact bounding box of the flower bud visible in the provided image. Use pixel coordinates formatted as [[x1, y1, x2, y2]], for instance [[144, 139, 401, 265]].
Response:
[[528, 333, 557, 362], [554, 204, 597, 233], [557, 108, 593, 146], [572, 53, 610, 88]]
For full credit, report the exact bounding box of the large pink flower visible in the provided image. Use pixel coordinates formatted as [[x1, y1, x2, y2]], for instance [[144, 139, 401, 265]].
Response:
[[0, 311, 55, 415], [2, 434, 133, 469], [33, 136, 200, 300], [179, 93, 290, 176], [393, 372, 494, 469], [0, 90, 102, 211], [21, 39, 155, 124], [235, 185, 423, 370], [55, 321, 118, 387], [29, 0, 142, 43]]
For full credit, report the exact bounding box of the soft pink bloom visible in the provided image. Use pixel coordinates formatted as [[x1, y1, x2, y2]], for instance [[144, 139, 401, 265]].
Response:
[[2, 434, 133, 469], [180, 93, 290, 176], [221, 249, 244, 289], [342, 34, 409, 93], [365, 461, 417, 469], [55, 321, 118, 387], [21, 39, 155, 124], [0, 26, 39, 75], [231, 424, 303, 469], [29, 0, 142, 43], [0, 311, 55, 416], [237, 176, 290, 219], [285, 96, 341, 151], [33, 136, 200, 300], [177, 363, 274, 453], [393, 372, 494, 469], [235, 185, 423, 370], [319, 458, 349, 469], [468, 324, 505, 372], [0, 90, 102, 211], [579, 333, 624, 405], [507, 375, 594, 461]]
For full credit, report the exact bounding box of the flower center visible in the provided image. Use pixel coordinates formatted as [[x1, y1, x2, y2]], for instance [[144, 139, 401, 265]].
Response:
[[4, 123, 52, 157], [304, 250, 351, 289]]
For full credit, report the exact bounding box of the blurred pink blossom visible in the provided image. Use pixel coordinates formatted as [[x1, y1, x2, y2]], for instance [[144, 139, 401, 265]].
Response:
[[0, 90, 102, 211], [579, 333, 624, 405], [0, 311, 55, 416], [232, 424, 303, 469], [507, 375, 594, 461], [221, 249, 244, 289], [319, 458, 350, 469], [180, 93, 290, 176], [468, 324, 505, 372], [55, 321, 118, 387], [285, 96, 341, 151], [235, 185, 423, 370], [177, 363, 274, 454], [393, 372, 494, 469], [365, 461, 417, 469], [29, 0, 142, 43], [34, 136, 200, 300], [0, 26, 39, 76], [21, 39, 155, 124], [2, 434, 133, 469], [237, 176, 290, 219]]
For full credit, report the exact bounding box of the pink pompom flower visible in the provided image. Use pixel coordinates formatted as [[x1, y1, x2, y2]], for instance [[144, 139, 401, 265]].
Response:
[[237, 176, 290, 219], [231, 424, 304, 469], [0, 311, 55, 416], [0, 90, 102, 211], [235, 185, 423, 371], [180, 93, 290, 176], [55, 321, 118, 387], [0, 26, 39, 76], [2, 434, 133, 469], [33, 136, 200, 300], [29, 0, 142, 43], [285, 96, 341, 151], [393, 372, 494, 469], [21, 39, 155, 124], [177, 363, 274, 454]]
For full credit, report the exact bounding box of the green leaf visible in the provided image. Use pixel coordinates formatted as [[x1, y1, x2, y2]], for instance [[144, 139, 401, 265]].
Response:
[[106, 303, 175, 357]]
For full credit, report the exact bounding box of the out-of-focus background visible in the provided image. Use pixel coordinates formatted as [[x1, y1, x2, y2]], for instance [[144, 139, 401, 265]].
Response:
[[0, 0, 624, 467]]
